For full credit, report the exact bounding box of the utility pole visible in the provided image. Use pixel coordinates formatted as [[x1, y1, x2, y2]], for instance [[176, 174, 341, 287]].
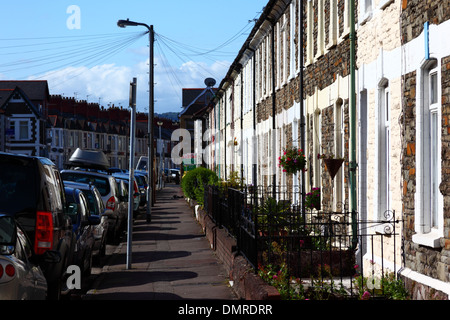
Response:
[[127, 77, 137, 269]]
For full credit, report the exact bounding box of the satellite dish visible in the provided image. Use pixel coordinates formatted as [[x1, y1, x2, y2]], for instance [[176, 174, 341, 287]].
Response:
[[204, 78, 216, 87]]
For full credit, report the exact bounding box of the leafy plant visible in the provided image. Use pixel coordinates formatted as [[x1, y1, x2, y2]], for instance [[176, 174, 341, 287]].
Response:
[[352, 267, 409, 300], [181, 167, 218, 206], [258, 263, 305, 300]]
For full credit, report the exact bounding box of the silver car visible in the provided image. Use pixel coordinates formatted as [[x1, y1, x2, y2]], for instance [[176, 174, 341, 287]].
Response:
[[0, 214, 47, 300], [61, 170, 127, 244]]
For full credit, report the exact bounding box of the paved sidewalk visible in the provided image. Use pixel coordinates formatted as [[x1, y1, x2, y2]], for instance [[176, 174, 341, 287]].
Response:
[[84, 183, 237, 300]]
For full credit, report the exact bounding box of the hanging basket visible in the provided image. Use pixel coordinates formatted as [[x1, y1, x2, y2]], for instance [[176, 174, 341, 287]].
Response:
[[323, 158, 344, 180]]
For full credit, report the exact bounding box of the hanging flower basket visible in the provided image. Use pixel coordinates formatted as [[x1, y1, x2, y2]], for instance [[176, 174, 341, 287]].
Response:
[[278, 147, 307, 175], [323, 158, 344, 180]]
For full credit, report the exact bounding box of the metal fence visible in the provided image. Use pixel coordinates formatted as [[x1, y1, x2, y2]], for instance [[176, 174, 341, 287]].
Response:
[[204, 185, 403, 299]]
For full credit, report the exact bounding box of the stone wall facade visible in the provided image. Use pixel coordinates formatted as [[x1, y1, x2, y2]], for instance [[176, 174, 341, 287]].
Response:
[[401, 0, 450, 43], [399, 0, 450, 298]]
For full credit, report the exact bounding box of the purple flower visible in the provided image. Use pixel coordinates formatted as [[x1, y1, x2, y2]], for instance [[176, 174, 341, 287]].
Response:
[[361, 291, 371, 300]]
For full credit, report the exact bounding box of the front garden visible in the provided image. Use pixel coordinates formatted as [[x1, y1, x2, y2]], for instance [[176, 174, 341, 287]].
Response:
[[180, 167, 409, 300]]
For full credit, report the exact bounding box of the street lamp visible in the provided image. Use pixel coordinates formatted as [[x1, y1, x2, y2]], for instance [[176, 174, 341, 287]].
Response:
[[118, 18, 154, 223]]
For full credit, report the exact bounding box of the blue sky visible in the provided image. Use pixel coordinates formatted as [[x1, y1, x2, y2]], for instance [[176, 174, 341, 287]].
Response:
[[0, 1, 267, 113]]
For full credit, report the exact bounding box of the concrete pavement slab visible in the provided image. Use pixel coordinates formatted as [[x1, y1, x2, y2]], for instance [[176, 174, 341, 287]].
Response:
[[84, 183, 237, 300]]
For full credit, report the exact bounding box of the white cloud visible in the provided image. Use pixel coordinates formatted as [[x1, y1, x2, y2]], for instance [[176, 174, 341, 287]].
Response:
[[32, 64, 132, 107], [30, 56, 230, 114]]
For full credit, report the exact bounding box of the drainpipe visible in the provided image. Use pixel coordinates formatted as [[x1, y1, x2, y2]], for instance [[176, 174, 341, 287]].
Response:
[[271, 22, 276, 199], [224, 93, 227, 179], [349, 0, 358, 248], [217, 97, 221, 180], [300, 0, 305, 216], [240, 70, 244, 186]]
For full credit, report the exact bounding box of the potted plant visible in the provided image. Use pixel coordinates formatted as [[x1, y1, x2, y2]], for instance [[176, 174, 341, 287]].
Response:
[[278, 147, 307, 175], [305, 187, 321, 211]]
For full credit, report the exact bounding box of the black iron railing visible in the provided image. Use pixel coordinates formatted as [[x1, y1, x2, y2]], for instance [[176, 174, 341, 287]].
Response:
[[203, 184, 403, 299]]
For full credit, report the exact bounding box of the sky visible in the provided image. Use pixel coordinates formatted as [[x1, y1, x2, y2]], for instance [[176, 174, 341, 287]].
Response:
[[0, 1, 268, 114]]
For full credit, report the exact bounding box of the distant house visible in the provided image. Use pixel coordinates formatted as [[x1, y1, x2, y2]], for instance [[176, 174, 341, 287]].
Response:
[[179, 86, 216, 169], [0, 81, 50, 157]]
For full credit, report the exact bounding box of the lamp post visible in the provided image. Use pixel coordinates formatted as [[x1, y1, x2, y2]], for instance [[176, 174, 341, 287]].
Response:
[[118, 19, 154, 223]]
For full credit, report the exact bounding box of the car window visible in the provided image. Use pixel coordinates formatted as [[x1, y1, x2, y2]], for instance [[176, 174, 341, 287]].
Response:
[[0, 156, 37, 215], [53, 169, 66, 211], [0, 215, 15, 245], [61, 172, 110, 197], [111, 179, 120, 197], [92, 188, 105, 212], [135, 175, 144, 185], [66, 202, 78, 224], [43, 166, 63, 213], [84, 190, 99, 215], [16, 227, 33, 261], [79, 193, 89, 219]]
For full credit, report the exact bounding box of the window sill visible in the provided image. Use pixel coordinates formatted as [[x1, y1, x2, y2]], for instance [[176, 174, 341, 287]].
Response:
[[412, 231, 442, 248]]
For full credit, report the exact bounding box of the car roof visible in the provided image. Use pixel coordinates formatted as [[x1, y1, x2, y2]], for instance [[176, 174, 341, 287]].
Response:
[[62, 169, 113, 179], [0, 151, 56, 167], [112, 173, 132, 180], [63, 180, 95, 191]]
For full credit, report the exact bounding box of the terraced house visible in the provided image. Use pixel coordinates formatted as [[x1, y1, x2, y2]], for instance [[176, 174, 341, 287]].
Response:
[[203, 0, 450, 299], [398, 0, 450, 299]]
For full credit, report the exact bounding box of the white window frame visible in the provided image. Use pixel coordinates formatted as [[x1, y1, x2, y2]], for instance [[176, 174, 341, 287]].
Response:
[[359, 0, 373, 25], [282, 13, 288, 86], [376, 79, 391, 222], [306, 0, 313, 65], [276, 21, 281, 89], [9, 118, 31, 141], [413, 59, 443, 248], [315, 0, 325, 59], [327, 0, 338, 49], [289, 1, 296, 80]]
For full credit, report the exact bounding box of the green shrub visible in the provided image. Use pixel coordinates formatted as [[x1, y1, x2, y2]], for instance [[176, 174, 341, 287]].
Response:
[[181, 167, 218, 206]]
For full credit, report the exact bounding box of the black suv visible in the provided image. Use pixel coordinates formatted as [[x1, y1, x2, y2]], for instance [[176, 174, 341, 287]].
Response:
[[0, 152, 74, 299]]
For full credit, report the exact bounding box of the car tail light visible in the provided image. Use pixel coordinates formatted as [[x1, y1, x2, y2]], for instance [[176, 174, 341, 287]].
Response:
[[106, 196, 116, 210], [0, 263, 16, 282], [5, 264, 15, 277], [34, 211, 53, 255], [134, 181, 139, 198]]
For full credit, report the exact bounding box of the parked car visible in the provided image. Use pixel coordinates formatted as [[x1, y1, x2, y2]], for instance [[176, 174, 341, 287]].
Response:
[[64, 187, 100, 276], [112, 173, 141, 217], [61, 169, 126, 244], [134, 171, 148, 206], [0, 214, 47, 300], [63, 181, 108, 260], [169, 169, 180, 184], [136, 156, 148, 171], [0, 152, 74, 300]]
